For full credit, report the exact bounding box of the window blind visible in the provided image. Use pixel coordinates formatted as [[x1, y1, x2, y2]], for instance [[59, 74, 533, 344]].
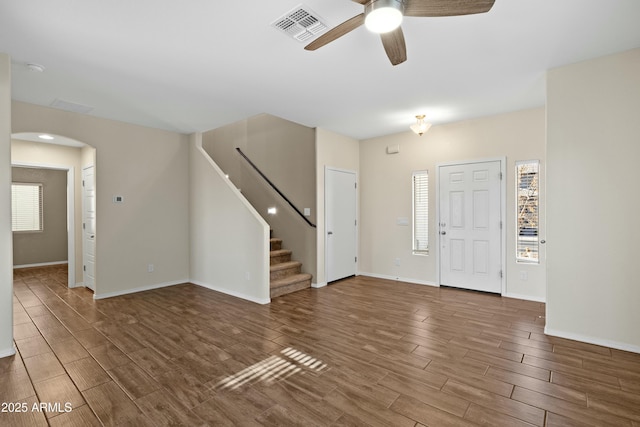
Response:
[[12, 183, 43, 232], [413, 171, 429, 254], [516, 161, 539, 263]]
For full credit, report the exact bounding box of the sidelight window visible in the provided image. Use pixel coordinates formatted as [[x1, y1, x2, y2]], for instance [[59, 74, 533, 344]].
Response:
[[516, 161, 539, 263], [412, 170, 429, 254]]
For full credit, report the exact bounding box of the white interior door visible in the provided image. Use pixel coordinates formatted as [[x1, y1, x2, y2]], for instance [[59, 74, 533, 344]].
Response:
[[439, 160, 502, 293], [326, 168, 357, 283], [82, 166, 96, 291]]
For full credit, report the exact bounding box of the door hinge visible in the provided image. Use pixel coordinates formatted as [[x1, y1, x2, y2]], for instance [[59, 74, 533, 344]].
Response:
[[83, 223, 86, 230], [83, 265, 86, 272], [355, 256, 357, 263], [355, 182, 357, 189], [500, 221, 503, 229], [499, 270, 503, 278], [499, 172, 503, 180], [355, 219, 357, 226], [82, 180, 85, 187]]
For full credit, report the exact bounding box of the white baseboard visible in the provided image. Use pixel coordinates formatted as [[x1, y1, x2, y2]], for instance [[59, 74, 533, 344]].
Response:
[[93, 279, 188, 300], [503, 292, 546, 303], [71, 282, 84, 289], [357, 272, 438, 287], [0, 345, 16, 358], [311, 282, 327, 289], [191, 280, 270, 305], [544, 327, 640, 354], [13, 261, 68, 269]]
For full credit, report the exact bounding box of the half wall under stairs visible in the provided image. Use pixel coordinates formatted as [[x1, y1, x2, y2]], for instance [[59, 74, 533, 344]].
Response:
[[270, 236, 312, 298]]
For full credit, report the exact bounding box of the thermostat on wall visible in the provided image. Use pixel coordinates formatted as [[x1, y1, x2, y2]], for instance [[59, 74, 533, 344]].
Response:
[[113, 195, 124, 203]]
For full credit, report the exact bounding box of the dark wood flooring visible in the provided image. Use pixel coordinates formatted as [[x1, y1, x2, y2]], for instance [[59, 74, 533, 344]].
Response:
[[2, 265, 640, 426]]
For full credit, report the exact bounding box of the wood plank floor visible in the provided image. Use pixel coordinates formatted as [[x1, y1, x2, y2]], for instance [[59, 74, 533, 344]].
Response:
[[2, 265, 640, 426]]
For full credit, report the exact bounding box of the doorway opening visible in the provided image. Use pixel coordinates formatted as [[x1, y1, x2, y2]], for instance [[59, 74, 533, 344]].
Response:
[[11, 132, 96, 291]]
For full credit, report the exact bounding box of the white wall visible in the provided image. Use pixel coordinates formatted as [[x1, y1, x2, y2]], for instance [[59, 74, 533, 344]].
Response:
[[315, 128, 360, 286], [546, 48, 640, 352], [11, 101, 190, 299], [0, 54, 14, 357], [189, 134, 270, 304], [359, 108, 546, 301]]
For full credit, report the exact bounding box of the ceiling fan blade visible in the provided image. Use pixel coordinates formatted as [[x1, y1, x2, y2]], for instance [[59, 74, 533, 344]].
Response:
[[305, 13, 365, 51], [380, 26, 407, 66], [404, 0, 495, 17]]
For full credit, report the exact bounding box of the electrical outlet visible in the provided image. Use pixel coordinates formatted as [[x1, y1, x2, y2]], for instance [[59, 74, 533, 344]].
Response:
[[394, 258, 401, 267], [148, 264, 154, 273]]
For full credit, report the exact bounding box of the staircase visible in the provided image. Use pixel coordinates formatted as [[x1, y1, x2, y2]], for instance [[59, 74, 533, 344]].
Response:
[[270, 236, 312, 298]]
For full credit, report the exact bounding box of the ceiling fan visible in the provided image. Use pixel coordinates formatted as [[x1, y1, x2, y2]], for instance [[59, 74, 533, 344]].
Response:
[[304, 0, 495, 66]]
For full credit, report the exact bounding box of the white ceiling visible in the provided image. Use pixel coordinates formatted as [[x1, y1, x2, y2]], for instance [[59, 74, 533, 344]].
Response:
[[1, 0, 639, 140]]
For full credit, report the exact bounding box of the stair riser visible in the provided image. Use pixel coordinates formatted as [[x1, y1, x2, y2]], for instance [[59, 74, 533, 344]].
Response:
[[270, 254, 291, 265], [270, 265, 301, 281], [271, 278, 312, 298], [270, 241, 282, 251]]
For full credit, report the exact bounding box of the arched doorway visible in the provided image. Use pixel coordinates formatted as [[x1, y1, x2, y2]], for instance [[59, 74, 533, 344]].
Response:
[[10, 132, 96, 290]]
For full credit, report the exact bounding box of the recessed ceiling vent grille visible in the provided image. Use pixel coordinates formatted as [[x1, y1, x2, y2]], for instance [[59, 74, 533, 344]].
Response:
[[50, 98, 94, 114], [271, 5, 328, 42]]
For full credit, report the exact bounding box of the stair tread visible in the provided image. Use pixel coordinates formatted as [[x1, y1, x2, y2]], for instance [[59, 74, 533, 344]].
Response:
[[270, 261, 301, 272], [270, 273, 312, 289], [270, 249, 292, 256]]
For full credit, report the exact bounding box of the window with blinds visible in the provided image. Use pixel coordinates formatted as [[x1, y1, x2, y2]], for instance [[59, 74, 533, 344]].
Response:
[[11, 183, 43, 232], [412, 170, 429, 254], [516, 161, 539, 263]]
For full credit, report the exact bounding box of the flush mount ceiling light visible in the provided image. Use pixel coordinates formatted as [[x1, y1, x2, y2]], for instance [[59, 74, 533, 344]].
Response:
[[26, 63, 45, 73], [410, 115, 431, 136], [365, 0, 404, 34], [38, 134, 54, 140]]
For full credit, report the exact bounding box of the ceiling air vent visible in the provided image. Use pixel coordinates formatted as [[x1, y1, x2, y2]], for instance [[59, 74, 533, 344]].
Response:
[[50, 98, 94, 114], [271, 5, 328, 42]]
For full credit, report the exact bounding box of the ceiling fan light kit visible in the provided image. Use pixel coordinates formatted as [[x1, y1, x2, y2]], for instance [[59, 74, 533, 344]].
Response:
[[365, 0, 405, 34], [305, 0, 495, 66]]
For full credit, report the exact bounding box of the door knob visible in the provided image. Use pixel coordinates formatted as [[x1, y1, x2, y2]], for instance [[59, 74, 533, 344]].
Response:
[[328, 231, 333, 235], [441, 231, 446, 235]]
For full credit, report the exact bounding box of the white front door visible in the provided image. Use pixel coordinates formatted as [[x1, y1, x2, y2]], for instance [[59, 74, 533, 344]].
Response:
[[326, 168, 357, 283], [439, 160, 502, 293], [82, 166, 96, 291]]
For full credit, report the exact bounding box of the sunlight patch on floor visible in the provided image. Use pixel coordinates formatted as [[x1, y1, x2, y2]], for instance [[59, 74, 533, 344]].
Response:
[[215, 347, 327, 391]]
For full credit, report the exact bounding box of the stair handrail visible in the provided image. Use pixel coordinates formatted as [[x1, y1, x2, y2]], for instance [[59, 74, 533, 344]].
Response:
[[236, 147, 316, 228]]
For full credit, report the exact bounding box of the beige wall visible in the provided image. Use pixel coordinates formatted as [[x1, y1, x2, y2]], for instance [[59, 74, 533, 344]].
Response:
[[12, 101, 190, 298], [12, 167, 68, 266], [359, 108, 546, 301], [546, 48, 640, 351], [0, 53, 14, 357], [189, 134, 270, 303], [315, 128, 360, 285], [11, 139, 83, 282]]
